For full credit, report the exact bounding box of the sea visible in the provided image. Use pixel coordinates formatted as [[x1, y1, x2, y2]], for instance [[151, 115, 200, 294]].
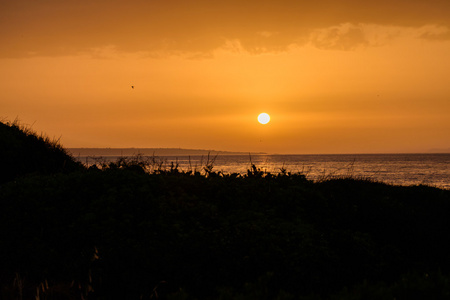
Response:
[[70, 151, 450, 190]]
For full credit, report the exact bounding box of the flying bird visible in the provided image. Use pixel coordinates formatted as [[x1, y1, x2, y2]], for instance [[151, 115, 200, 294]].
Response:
[[131, 85, 134, 89]]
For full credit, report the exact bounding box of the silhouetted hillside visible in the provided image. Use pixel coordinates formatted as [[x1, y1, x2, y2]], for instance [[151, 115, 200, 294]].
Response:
[[1, 122, 450, 299], [0, 120, 84, 183]]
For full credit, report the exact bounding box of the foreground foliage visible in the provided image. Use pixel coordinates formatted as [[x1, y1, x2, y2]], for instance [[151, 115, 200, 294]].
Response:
[[1, 120, 450, 299], [2, 165, 450, 299], [0, 120, 83, 184]]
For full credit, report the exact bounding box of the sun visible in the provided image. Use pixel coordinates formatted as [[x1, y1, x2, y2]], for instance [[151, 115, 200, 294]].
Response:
[[257, 113, 270, 125]]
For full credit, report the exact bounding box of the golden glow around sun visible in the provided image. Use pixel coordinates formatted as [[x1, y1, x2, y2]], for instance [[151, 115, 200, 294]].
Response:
[[258, 113, 270, 125]]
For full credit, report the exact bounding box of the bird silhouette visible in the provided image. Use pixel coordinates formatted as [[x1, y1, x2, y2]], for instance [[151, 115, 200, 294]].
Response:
[[131, 86, 134, 89]]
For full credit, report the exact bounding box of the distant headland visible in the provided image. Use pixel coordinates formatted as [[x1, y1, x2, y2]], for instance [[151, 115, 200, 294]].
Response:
[[68, 148, 265, 157]]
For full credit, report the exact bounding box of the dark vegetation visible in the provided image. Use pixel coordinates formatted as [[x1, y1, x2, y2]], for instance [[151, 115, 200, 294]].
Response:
[[0, 120, 83, 184], [1, 120, 450, 299]]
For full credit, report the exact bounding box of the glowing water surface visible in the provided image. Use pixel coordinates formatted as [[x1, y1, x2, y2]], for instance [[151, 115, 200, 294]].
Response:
[[75, 153, 450, 189]]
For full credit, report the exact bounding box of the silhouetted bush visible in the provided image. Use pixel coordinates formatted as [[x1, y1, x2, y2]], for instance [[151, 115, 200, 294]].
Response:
[[0, 120, 84, 183], [1, 122, 450, 299]]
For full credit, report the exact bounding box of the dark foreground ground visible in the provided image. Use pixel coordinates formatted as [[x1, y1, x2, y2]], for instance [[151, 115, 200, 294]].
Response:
[[1, 121, 450, 299]]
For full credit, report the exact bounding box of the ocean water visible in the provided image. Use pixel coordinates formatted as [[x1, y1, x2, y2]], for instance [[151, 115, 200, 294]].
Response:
[[75, 153, 450, 190]]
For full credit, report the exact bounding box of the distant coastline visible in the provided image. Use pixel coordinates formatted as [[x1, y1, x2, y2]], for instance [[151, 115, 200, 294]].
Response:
[[428, 148, 450, 153], [68, 148, 450, 157], [68, 148, 265, 157]]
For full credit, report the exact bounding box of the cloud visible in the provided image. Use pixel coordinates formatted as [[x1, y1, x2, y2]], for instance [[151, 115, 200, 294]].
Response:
[[309, 24, 368, 50], [2, 0, 450, 58], [418, 25, 450, 40], [308, 23, 450, 50]]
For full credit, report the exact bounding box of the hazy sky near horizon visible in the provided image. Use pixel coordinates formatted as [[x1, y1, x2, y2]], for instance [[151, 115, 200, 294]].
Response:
[[2, 0, 450, 154]]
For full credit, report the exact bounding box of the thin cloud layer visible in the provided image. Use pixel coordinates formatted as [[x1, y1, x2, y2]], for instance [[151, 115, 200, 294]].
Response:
[[310, 24, 368, 50], [1, 0, 450, 57]]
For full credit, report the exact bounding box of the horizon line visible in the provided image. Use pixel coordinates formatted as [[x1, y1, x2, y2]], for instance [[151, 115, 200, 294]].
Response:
[[67, 147, 450, 156]]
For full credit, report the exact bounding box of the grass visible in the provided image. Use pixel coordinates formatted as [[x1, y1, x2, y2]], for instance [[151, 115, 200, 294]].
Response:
[[0, 119, 83, 183], [1, 120, 450, 299]]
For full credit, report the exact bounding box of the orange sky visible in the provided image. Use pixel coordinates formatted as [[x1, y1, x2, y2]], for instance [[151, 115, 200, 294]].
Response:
[[1, 0, 450, 154]]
